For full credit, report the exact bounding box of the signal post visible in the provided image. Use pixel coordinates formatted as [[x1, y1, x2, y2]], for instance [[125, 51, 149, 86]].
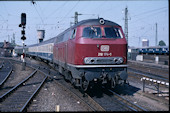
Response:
[[19, 13, 26, 70]]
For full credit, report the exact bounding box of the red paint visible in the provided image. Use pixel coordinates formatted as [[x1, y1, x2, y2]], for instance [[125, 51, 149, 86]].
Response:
[[53, 25, 127, 65]]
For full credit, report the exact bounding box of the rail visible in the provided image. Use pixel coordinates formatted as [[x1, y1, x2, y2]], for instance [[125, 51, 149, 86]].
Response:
[[0, 68, 38, 101], [108, 89, 147, 111], [0, 64, 47, 112], [0, 60, 13, 87], [20, 75, 47, 112]]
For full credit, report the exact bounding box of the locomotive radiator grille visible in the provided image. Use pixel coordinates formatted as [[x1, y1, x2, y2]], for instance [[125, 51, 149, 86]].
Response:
[[84, 57, 123, 65]]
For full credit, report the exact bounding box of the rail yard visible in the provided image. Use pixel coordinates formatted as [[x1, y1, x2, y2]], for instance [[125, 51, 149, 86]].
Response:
[[0, 54, 169, 111]]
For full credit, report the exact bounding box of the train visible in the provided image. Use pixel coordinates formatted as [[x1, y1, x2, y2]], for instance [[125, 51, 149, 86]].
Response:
[[14, 18, 128, 91], [138, 46, 169, 55]]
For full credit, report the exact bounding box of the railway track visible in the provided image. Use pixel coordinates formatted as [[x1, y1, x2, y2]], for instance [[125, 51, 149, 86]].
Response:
[[3, 57, 168, 111], [31, 60, 148, 111], [87, 84, 147, 111], [0, 62, 47, 112], [24, 58, 147, 111], [127, 61, 169, 82], [0, 59, 13, 87], [3, 58, 105, 111], [52, 77, 105, 111], [0, 60, 4, 69], [108, 89, 147, 111], [127, 62, 169, 106], [128, 68, 168, 82], [143, 54, 169, 63], [18, 57, 166, 111]]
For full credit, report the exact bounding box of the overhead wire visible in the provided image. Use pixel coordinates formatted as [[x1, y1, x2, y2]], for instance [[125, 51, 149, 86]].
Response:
[[129, 7, 168, 25], [58, 1, 80, 31], [131, 6, 168, 18], [128, 7, 168, 47], [46, 1, 68, 20], [129, 7, 168, 33], [60, 1, 79, 22], [33, 2, 45, 29]]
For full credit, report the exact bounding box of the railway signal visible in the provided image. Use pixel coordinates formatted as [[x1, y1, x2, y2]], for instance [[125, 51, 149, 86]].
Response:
[[21, 13, 26, 26], [21, 30, 25, 35], [20, 13, 26, 40], [19, 13, 27, 70], [21, 36, 26, 40]]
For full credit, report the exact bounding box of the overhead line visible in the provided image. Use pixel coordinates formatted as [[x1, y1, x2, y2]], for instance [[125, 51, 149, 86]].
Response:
[[60, 1, 79, 21], [58, 1, 79, 29], [46, 1, 68, 19], [131, 6, 168, 18], [33, 3, 45, 29], [129, 9, 168, 25]]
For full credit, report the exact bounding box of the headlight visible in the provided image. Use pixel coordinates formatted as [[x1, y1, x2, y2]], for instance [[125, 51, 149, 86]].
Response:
[[84, 57, 95, 64], [114, 57, 123, 64], [118, 57, 123, 64], [84, 58, 90, 64]]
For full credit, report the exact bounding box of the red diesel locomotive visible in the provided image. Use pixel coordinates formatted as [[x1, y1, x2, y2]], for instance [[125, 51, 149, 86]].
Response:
[[53, 18, 128, 91]]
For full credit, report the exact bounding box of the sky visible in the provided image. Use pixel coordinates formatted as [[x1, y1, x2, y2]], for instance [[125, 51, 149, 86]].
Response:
[[0, 0, 169, 47]]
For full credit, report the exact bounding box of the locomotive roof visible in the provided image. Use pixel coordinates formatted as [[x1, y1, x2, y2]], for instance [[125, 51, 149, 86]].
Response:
[[27, 37, 55, 47], [26, 18, 121, 47], [72, 18, 121, 28], [51, 18, 121, 41]]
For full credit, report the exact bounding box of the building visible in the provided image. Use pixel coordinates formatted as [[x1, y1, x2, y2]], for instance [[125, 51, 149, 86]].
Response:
[[142, 39, 149, 47], [0, 40, 14, 57]]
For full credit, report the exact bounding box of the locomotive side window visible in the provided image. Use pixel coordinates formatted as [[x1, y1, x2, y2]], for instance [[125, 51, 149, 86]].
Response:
[[71, 29, 76, 39], [82, 27, 101, 38], [104, 27, 123, 38]]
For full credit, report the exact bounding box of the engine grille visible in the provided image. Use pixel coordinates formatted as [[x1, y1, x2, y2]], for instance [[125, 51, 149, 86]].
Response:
[[84, 57, 123, 65]]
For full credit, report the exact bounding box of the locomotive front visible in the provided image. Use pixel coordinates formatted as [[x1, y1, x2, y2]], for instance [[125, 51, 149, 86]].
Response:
[[71, 18, 128, 91]]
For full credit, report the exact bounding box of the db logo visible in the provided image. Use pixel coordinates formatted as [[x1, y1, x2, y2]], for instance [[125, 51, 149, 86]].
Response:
[[100, 45, 109, 52]]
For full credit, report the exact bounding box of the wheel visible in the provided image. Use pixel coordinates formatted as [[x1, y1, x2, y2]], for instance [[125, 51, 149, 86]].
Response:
[[111, 78, 116, 89], [64, 71, 72, 83], [81, 77, 89, 92]]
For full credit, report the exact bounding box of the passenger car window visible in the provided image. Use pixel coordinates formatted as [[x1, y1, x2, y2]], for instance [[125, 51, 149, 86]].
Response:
[[104, 27, 123, 38], [82, 26, 101, 38]]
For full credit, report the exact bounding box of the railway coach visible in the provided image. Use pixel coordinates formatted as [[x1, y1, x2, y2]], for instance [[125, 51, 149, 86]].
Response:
[[139, 46, 169, 55], [22, 18, 128, 91], [28, 38, 54, 63]]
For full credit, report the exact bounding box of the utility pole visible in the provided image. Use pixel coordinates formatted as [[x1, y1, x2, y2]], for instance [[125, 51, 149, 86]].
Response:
[[8, 35, 10, 42], [74, 11, 82, 24], [155, 23, 157, 46], [75, 12, 78, 24], [138, 37, 141, 47], [123, 6, 130, 60], [12, 33, 16, 47], [124, 6, 129, 46]]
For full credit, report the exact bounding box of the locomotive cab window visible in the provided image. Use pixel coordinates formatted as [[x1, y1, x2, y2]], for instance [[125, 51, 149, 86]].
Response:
[[104, 27, 123, 39], [82, 26, 101, 38]]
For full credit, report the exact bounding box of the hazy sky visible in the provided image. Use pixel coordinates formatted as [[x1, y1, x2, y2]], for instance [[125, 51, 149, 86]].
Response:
[[0, 0, 169, 47]]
